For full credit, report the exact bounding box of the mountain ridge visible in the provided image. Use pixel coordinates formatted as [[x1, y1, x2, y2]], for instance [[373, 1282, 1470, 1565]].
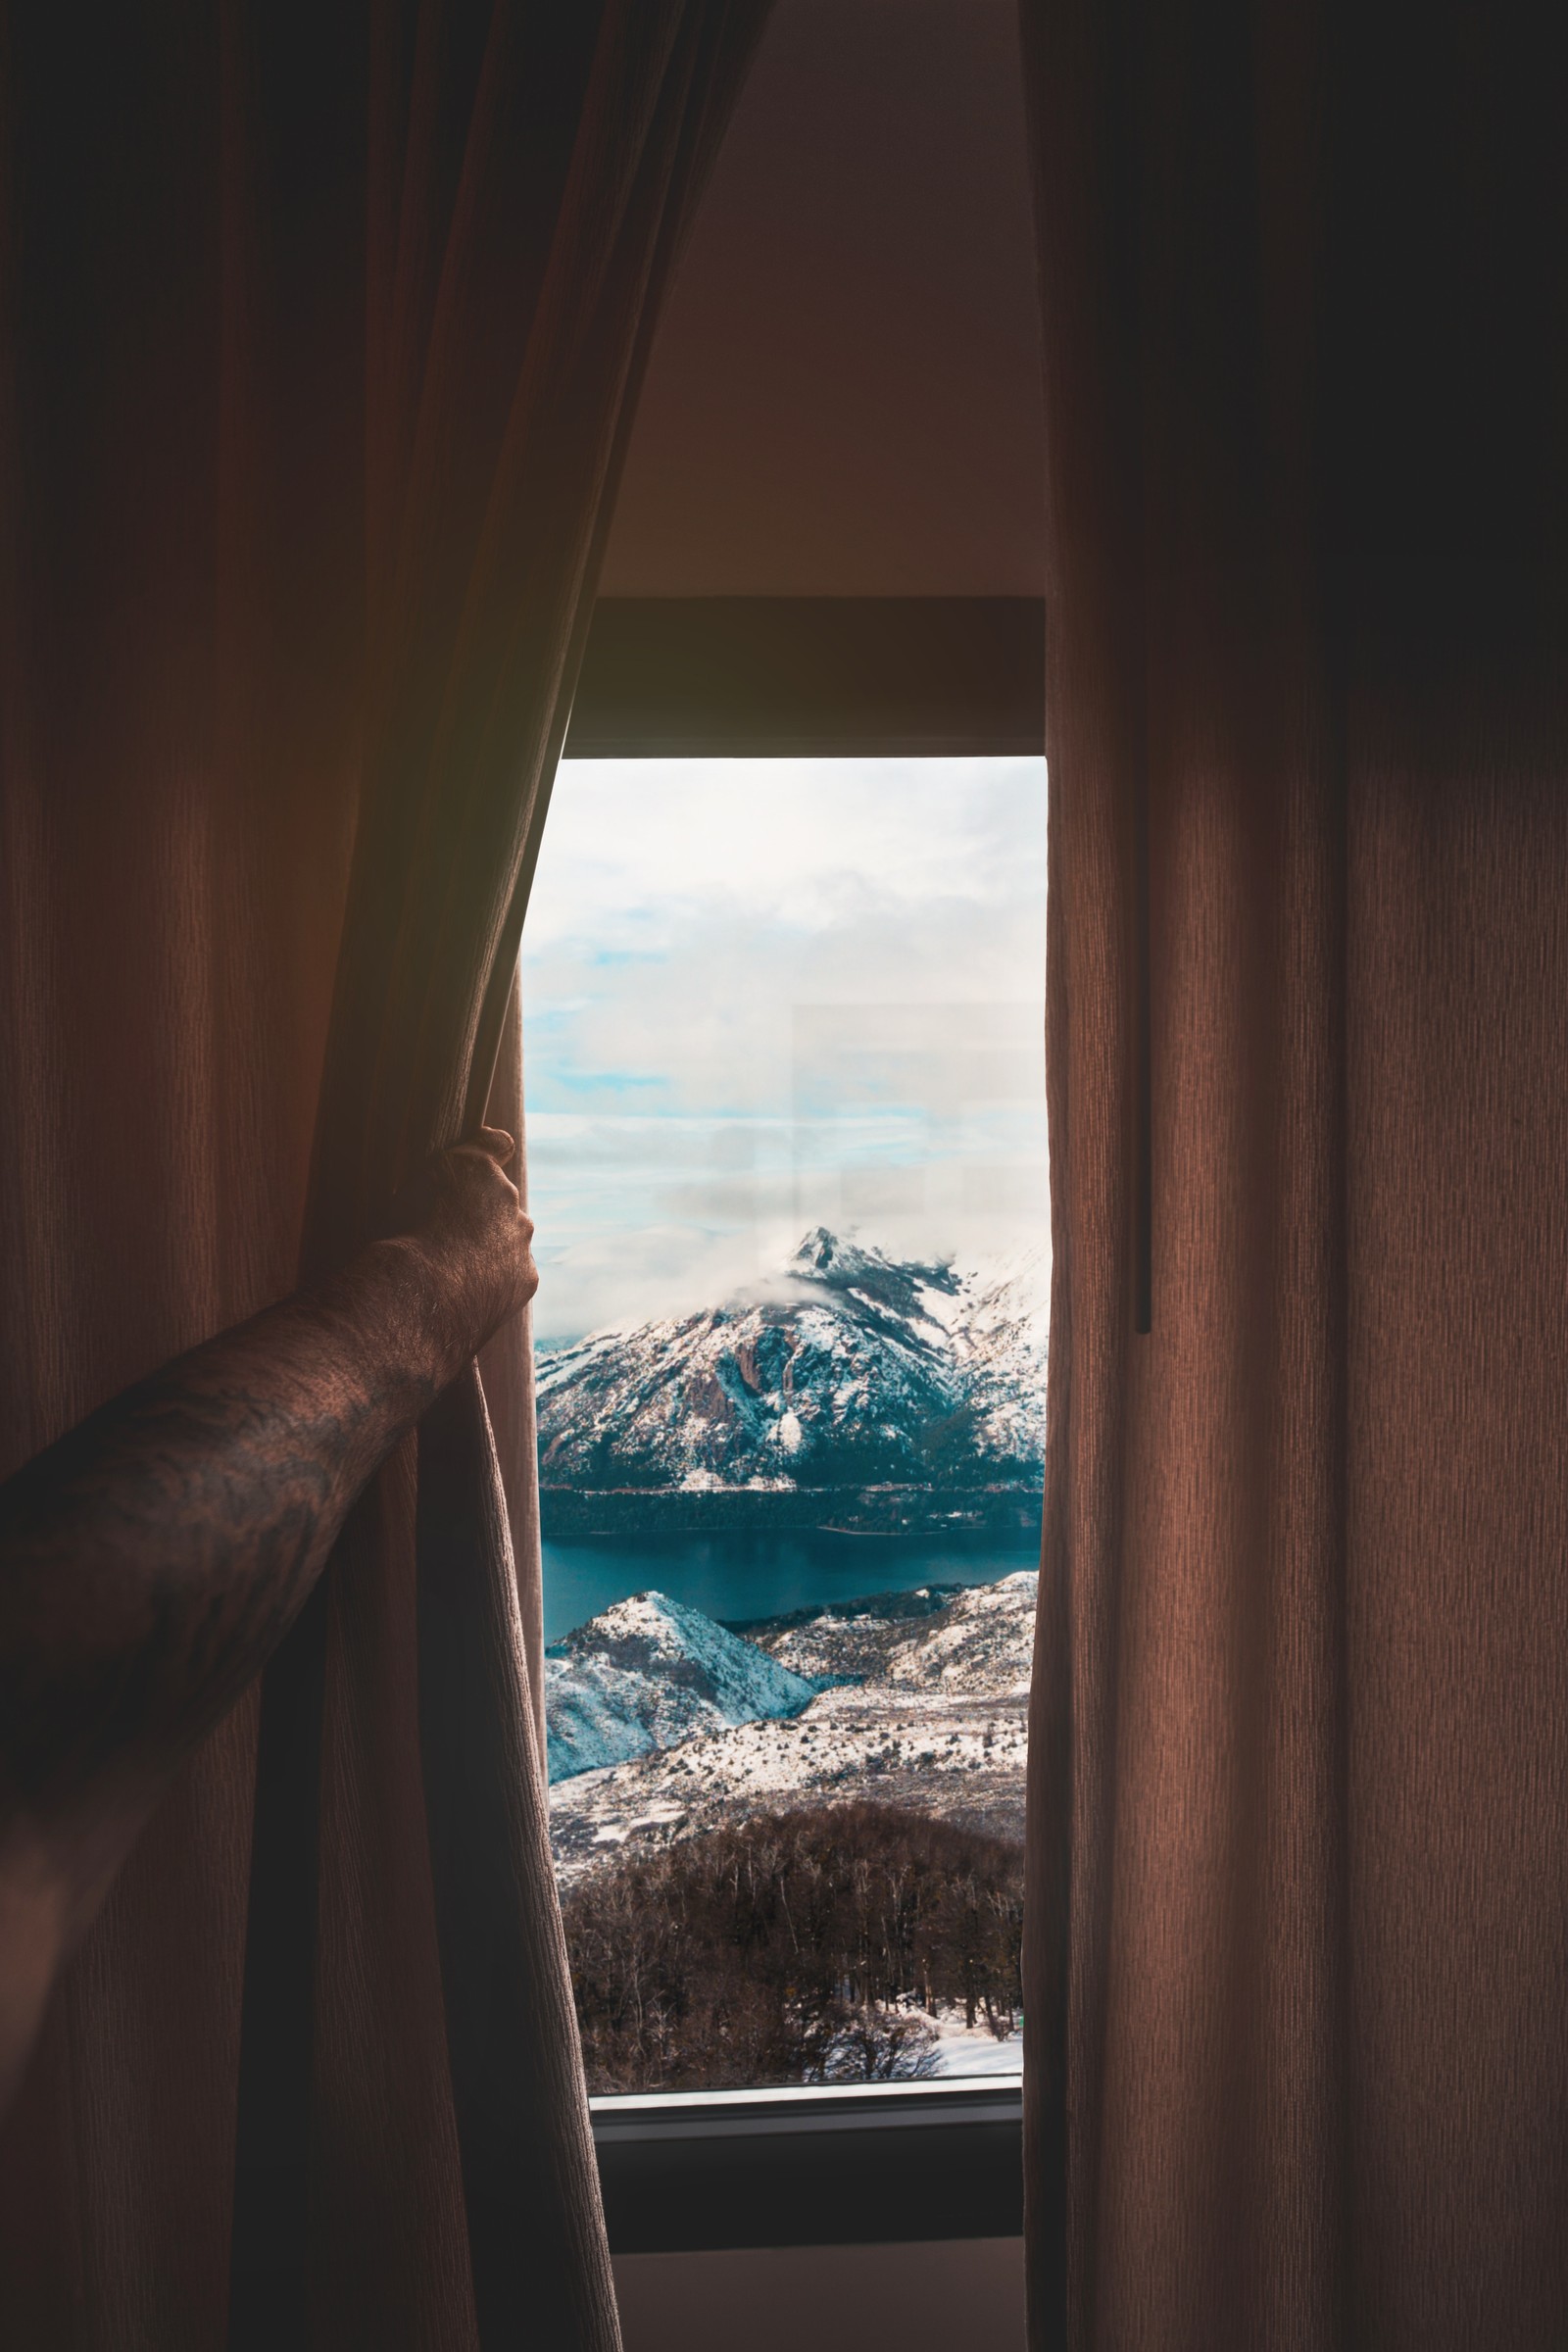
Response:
[[536, 1229, 1047, 1531]]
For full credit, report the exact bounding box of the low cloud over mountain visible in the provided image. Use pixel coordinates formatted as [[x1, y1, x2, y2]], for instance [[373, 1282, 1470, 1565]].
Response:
[[536, 1229, 1047, 1529]]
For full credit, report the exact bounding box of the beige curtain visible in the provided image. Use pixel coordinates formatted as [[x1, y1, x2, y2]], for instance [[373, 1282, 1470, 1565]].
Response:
[[0, 5, 772, 2344], [1019, 0, 1568, 2346]]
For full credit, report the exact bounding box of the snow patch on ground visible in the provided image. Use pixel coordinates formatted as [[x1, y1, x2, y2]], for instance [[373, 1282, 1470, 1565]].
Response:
[[925, 2009, 1023, 2079]]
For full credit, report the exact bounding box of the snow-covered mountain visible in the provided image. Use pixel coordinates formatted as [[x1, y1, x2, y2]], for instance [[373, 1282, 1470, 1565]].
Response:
[[545, 1590, 825, 1783], [536, 1229, 1047, 1510], [549, 1572, 1038, 1877]]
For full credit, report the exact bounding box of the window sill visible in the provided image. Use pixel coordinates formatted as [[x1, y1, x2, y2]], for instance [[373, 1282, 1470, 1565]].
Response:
[[591, 2076, 1024, 2254]]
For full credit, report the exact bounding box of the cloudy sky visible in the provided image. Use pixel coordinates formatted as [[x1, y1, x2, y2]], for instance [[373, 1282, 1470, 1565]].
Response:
[[519, 757, 1050, 1340]]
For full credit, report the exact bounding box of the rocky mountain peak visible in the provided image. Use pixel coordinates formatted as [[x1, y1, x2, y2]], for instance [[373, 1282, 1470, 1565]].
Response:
[[790, 1224, 843, 1272], [781, 1226, 960, 1323]]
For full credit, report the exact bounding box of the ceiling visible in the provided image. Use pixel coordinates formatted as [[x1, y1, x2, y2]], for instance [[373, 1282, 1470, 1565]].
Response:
[[598, 0, 1045, 599]]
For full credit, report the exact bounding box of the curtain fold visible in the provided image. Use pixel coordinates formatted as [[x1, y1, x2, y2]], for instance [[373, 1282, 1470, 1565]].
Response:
[[233, 8, 775, 2346], [0, 5, 772, 2345], [477, 980, 549, 1775], [1019, 3, 1568, 2348]]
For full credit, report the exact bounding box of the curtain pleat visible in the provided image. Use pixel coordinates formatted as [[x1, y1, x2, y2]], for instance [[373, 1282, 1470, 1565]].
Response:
[[1019, 2, 1568, 2347], [0, 5, 772, 2345], [230, 9, 774, 2346]]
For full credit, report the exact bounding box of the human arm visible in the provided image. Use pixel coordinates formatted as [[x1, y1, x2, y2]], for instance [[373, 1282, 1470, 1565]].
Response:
[[0, 1129, 534, 2110]]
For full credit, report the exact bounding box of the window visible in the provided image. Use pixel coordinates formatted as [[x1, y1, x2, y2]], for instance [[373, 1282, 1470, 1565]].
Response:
[[525, 745, 1048, 2102]]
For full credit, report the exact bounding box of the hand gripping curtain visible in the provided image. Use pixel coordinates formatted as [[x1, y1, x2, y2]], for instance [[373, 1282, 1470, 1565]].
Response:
[[0, 5, 771, 2348], [1018, 1, 1568, 2348]]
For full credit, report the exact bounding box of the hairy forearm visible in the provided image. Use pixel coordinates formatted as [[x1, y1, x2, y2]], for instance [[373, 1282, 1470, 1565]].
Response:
[[0, 1234, 470, 1833], [0, 1130, 533, 2112]]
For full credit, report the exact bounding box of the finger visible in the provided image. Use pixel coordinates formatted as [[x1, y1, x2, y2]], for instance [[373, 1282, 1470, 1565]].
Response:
[[475, 1126, 515, 1168]]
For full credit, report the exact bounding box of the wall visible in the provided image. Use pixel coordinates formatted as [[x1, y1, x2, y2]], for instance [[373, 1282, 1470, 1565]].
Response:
[[601, 0, 1044, 598], [613, 2237, 1026, 2352]]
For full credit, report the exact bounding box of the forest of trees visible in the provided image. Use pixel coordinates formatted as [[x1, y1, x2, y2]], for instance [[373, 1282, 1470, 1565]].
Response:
[[562, 1802, 1024, 2092]]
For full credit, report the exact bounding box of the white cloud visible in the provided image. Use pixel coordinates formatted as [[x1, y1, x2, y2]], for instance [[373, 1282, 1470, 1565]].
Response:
[[520, 758, 1050, 1337], [526, 757, 1042, 945]]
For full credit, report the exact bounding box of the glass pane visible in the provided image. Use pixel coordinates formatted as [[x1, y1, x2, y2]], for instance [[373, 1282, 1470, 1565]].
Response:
[[524, 757, 1048, 2091]]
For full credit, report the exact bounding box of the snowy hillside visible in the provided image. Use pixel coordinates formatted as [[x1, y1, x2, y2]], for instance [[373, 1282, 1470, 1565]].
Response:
[[751, 1569, 1038, 1700], [536, 1229, 1048, 1517], [545, 1590, 825, 1784], [550, 1571, 1038, 1879]]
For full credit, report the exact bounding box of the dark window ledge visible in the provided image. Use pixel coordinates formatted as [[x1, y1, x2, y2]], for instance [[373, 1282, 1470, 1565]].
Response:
[[592, 2077, 1023, 2255], [566, 597, 1045, 760]]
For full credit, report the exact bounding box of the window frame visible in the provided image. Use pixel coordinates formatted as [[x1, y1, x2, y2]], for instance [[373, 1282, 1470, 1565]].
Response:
[[559, 594, 1045, 2255], [566, 596, 1045, 760], [593, 2080, 1024, 2255]]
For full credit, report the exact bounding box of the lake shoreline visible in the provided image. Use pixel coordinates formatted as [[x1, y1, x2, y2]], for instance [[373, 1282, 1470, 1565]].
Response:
[[540, 1480, 1042, 1541]]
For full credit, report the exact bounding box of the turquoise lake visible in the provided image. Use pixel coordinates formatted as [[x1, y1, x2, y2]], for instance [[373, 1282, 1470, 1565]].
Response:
[[541, 1523, 1043, 1646]]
